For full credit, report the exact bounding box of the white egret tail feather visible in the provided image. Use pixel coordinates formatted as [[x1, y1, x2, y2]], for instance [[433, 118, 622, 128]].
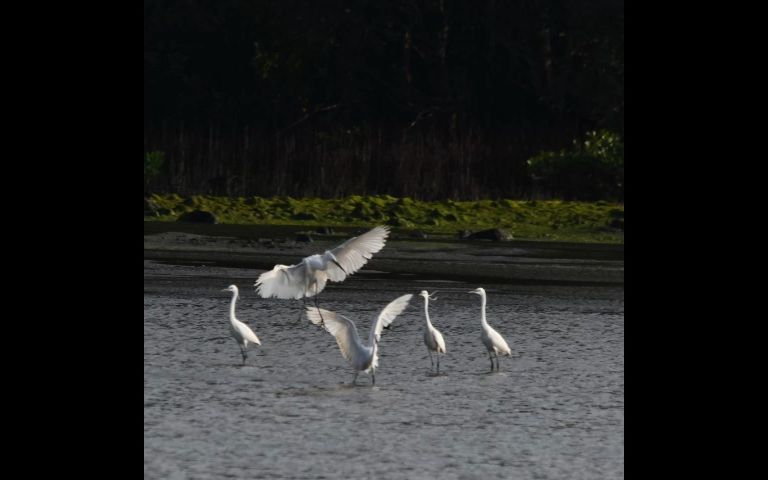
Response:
[[497, 335, 512, 356], [324, 226, 390, 282], [371, 293, 413, 344]]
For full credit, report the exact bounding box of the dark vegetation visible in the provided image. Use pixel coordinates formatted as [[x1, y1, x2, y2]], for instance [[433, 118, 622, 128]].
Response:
[[144, 0, 623, 201]]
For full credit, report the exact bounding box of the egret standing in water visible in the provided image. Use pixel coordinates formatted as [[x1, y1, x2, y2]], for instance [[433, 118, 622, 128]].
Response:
[[306, 294, 412, 385], [469, 287, 511, 371], [255, 226, 390, 318], [222, 285, 261, 365], [419, 290, 446, 373]]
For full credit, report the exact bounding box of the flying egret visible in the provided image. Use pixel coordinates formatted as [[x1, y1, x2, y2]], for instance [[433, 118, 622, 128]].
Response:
[[419, 290, 446, 373], [255, 226, 390, 318], [306, 293, 413, 385], [469, 287, 511, 371], [222, 285, 261, 365]]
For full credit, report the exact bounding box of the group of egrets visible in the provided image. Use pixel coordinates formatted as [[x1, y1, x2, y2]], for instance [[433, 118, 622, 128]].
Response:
[[222, 226, 512, 385]]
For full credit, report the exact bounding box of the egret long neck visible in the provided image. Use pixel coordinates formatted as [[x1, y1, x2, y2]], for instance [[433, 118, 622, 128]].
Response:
[[480, 293, 489, 327], [229, 292, 238, 322], [423, 298, 433, 327]]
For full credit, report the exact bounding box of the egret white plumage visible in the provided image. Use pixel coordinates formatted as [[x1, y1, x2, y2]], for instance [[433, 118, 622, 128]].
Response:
[[469, 287, 511, 371], [222, 285, 261, 365], [255, 226, 390, 317], [306, 293, 412, 385], [419, 290, 446, 373]]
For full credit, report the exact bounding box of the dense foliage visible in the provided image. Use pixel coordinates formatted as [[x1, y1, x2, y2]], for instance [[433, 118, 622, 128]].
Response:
[[144, 0, 623, 200], [527, 130, 623, 201]]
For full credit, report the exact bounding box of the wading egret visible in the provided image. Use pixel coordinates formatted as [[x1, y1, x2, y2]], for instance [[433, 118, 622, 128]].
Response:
[[255, 226, 390, 318], [469, 287, 511, 371], [419, 290, 446, 373], [222, 285, 261, 365], [306, 293, 412, 385]]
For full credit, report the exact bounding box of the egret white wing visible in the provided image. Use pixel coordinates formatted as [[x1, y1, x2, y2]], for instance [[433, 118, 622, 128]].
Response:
[[370, 293, 413, 344], [432, 327, 446, 353], [306, 307, 367, 365], [323, 226, 389, 282], [255, 263, 323, 299], [489, 328, 511, 355], [234, 321, 261, 345]]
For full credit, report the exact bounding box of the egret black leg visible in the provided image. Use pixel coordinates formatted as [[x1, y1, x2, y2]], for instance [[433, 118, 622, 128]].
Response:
[[314, 283, 326, 325], [437, 354, 440, 374], [428, 349, 434, 369], [371, 373, 375, 386], [488, 350, 494, 371], [351, 371, 359, 385], [494, 351, 500, 371], [297, 298, 306, 322], [239, 345, 246, 365]]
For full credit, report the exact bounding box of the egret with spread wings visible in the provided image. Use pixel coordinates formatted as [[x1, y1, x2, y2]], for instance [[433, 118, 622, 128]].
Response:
[[255, 226, 390, 317], [306, 293, 412, 386]]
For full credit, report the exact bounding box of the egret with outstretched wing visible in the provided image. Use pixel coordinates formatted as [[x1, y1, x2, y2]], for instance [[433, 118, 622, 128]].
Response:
[[306, 293, 412, 385], [255, 226, 390, 317]]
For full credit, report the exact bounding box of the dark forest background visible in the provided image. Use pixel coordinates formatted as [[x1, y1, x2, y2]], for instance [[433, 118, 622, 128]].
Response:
[[144, 0, 624, 200]]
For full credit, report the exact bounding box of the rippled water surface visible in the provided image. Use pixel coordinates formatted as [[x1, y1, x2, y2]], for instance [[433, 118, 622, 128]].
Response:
[[144, 260, 623, 479]]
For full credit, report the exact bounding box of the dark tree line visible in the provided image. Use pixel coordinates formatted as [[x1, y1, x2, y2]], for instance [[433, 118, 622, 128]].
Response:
[[144, 0, 623, 200]]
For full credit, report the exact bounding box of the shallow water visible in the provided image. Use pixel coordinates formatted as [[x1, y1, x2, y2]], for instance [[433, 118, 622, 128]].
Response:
[[144, 260, 623, 479]]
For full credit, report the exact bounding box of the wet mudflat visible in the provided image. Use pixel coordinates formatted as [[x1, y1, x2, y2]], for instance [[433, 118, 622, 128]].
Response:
[[144, 234, 623, 479]]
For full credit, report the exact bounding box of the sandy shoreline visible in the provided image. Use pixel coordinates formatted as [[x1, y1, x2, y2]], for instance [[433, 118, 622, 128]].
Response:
[[144, 222, 624, 285]]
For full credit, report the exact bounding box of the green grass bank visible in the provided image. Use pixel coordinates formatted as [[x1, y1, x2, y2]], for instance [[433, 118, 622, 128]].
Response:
[[144, 194, 624, 244]]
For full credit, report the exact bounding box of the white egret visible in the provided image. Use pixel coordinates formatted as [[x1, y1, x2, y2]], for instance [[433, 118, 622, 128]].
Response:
[[255, 226, 390, 318], [469, 287, 511, 371], [306, 293, 412, 385], [419, 290, 446, 373], [222, 285, 261, 365]]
